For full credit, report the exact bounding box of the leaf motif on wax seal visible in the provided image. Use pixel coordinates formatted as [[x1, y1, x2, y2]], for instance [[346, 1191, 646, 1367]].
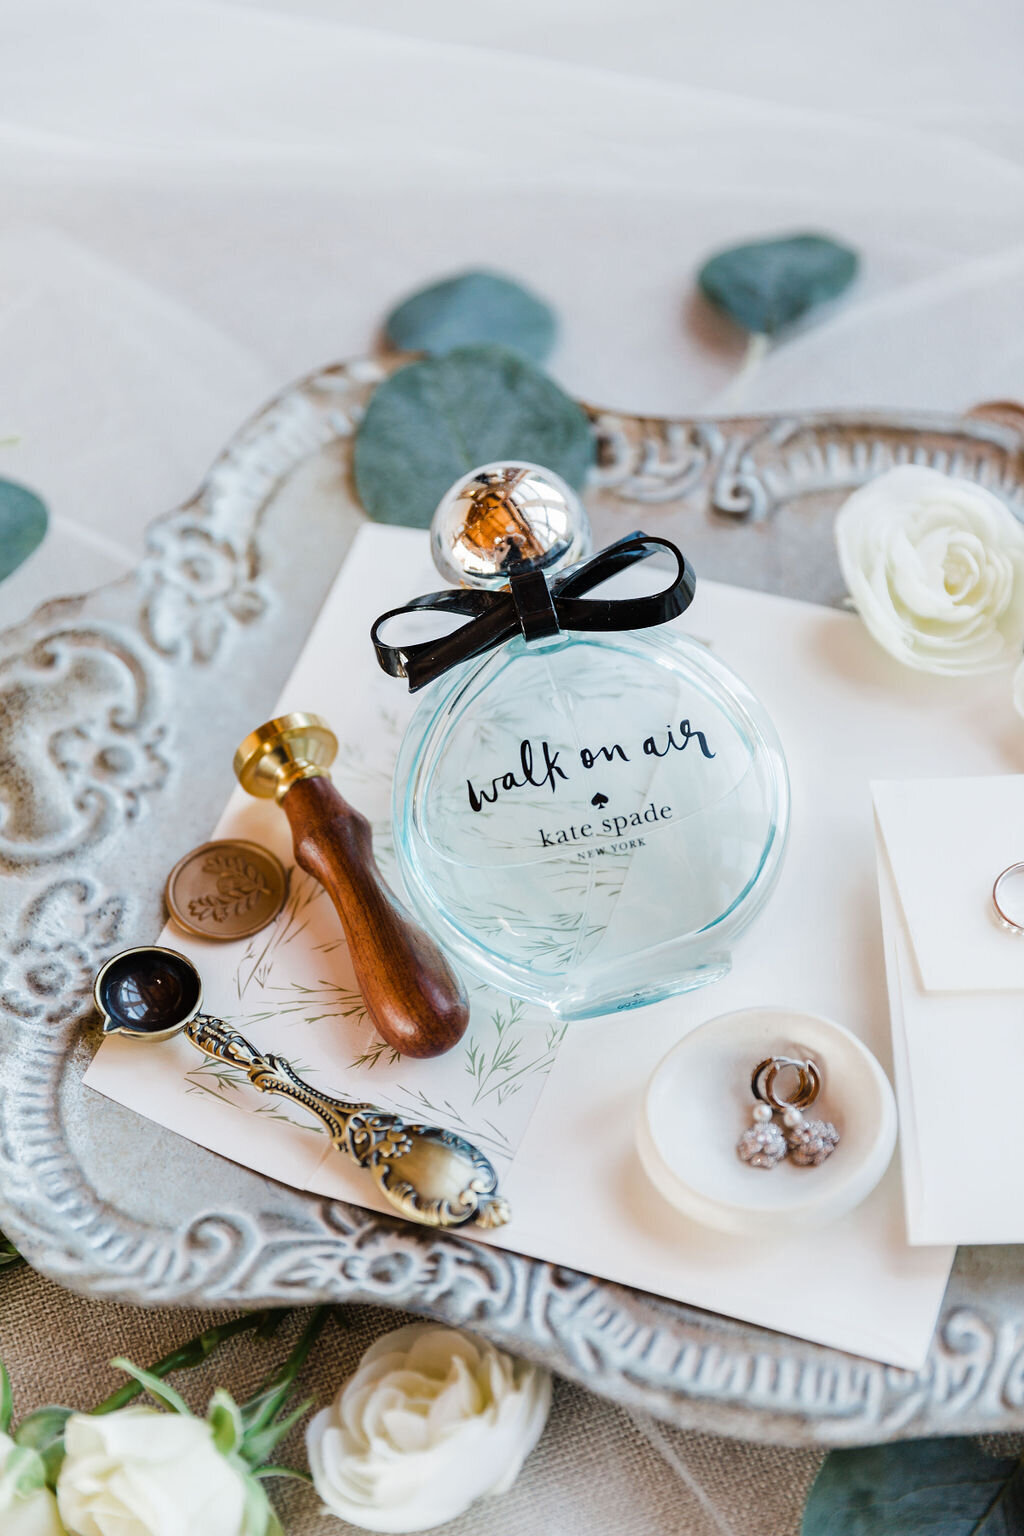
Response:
[[187, 852, 271, 923], [801, 1437, 1024, 1535], [353, 344, 594, 528], [385, 270, 556, 363], [0, 478, 48, 584], [698, 232, 858, 337]]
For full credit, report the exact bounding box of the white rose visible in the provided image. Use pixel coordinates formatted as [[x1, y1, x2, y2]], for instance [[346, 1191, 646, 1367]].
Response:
[[835, 465, 1024, 674], [306, 1323, 551, 1533], [0, 1430, 66, 1536], [56, 1407, 261, 1536]]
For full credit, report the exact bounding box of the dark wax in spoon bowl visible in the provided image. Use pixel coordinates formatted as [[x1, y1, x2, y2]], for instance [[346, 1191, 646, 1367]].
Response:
[[94, 947, 202, 1039]]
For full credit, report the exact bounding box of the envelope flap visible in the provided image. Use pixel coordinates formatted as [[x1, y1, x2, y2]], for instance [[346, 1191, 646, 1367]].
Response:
[[873, 776, 1024, 993]]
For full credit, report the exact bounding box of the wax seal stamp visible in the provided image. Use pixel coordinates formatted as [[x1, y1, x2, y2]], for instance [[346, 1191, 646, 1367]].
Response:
[[234, 712, 469, 1058], [165, 839, 288, 941]]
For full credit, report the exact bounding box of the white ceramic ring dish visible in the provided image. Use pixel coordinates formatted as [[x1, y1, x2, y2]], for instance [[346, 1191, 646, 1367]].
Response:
[[636, 1007, 898, 1236]]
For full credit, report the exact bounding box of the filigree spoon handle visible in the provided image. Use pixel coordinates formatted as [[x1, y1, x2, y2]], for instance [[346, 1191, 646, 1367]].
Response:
[[184, 1014, 509, 1231]]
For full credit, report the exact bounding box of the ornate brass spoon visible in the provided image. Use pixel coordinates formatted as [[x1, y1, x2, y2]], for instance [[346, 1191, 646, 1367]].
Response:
[[93, 945, 509, 1231]]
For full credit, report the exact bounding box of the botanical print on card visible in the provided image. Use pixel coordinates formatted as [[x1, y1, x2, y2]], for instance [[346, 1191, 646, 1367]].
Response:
[[175, 701, 567, 1171]]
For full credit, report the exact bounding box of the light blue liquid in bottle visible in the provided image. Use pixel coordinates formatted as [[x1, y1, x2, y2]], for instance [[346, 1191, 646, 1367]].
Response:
[[378, 463, 789, 1022]]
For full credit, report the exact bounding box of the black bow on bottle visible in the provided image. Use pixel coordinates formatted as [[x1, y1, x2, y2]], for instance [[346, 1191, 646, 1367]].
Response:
[[371, 532, 696, 692]]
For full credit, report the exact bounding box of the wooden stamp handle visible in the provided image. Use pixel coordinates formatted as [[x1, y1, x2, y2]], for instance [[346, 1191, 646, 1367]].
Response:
[[280, 776, 468, 1058]]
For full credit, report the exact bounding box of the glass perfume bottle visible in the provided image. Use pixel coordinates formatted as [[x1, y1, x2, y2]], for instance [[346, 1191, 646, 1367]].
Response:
[[372, 462, 789, 1022]]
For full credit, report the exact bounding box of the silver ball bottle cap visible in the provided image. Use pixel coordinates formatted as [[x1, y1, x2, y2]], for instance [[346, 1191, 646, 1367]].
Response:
[[430, 461, 591, 590]]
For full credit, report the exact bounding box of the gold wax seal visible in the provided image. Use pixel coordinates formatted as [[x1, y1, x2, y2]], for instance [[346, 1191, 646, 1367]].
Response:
[[165, 839, 288, 941]]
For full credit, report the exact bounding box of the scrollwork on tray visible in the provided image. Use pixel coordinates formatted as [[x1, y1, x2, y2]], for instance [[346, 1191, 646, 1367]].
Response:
[[0, 627, 164, 868], [0, 878, 125, 1022], [591, 408, 1024, 523], [3, 357, 1024, 1444]]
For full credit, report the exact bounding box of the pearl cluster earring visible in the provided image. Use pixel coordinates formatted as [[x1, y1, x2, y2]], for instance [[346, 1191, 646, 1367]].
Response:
[[736, 1056, 839, 1170], [736, 1100, 788, 1168]]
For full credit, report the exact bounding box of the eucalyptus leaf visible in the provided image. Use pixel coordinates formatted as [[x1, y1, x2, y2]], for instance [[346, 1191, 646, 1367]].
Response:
[[802, 1438, 1024, 1535], [698, 233, 858, 337], [354, 344, 594, 527], [385, 270, 556, 363], [0, 478, 47, 585]]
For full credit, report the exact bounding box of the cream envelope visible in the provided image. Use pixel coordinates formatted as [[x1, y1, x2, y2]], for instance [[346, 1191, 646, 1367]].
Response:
[[89, 523, 1024, 1370], [874, 777, 1024, 993], [875, 778, 1024, 1246]]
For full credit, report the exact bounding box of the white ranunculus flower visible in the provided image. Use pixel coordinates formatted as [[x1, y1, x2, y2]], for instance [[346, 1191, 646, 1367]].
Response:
[[0, 1430, 66, 1536], [306, 1323, 552, 1533], [56, 1407, 260, 1536], [835, 465, 1024, 675]]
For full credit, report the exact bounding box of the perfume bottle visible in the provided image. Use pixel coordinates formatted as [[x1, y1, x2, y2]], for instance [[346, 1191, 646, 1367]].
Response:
[[372, 462, 789, 1021]]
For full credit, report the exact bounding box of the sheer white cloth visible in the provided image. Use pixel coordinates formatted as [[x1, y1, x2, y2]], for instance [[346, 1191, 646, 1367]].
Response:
[[3, 0, 1023, 638], [1, 3, 1022, 1529]]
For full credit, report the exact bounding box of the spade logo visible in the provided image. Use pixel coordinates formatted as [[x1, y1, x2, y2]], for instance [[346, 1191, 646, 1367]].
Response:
[[591, 793, 609, 808]]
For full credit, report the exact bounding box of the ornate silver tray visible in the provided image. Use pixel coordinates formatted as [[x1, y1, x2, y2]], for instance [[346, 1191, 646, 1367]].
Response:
[[3, 360, 1023, 1447]]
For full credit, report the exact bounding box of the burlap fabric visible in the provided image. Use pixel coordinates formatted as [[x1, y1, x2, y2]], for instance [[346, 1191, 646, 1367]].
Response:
[[2, 1261, 822, 1535]]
